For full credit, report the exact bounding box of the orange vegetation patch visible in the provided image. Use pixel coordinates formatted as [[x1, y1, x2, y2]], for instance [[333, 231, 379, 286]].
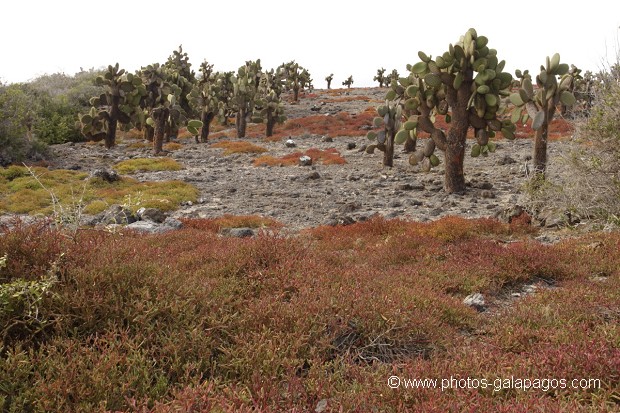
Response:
[[163, 142, 183, 151], [323, 95, 372, 103], [181, 214, 283, 232], [211, 108, 375, 142], [253, 147, 346, 167], [211, 140, 268, 155]]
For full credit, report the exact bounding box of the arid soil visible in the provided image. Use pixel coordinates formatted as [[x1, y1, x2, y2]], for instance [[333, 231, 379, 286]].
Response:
[[49, 87, 574, 230]]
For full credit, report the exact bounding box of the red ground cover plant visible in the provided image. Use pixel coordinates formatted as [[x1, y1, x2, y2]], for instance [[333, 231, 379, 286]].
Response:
[[0, 216, 618, 412]]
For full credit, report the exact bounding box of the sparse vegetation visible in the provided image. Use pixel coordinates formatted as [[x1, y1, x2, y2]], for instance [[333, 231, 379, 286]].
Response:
[[211, 140, 268, 155], [0, 165, 197, 215], [342, 75, 354, 88], [253, 147, 346, 166], [113, 157, 182, 174]]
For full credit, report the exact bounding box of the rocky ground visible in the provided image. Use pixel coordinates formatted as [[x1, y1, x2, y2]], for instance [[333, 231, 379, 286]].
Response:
[[48, 87, 574, 231]]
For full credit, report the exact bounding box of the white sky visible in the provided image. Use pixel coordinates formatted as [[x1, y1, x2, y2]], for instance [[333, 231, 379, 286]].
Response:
[[1, 1, 619, 87]]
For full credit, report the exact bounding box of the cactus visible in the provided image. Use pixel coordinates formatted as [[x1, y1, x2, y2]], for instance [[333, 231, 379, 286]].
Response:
[[325, 73, 334, 90], [342, 75, 354, 89], [139, 63, 185, 154], [374, 68, 387, 87], [187, 61, 221, 142], [79, 63, 146, 149], [253, 69, 287, 137], [389, 69, 400, 84], [511, 54, 578, 176], [370, 29, 514, 193], [277, 61, 312, 102], [230, 60, 262, 138]]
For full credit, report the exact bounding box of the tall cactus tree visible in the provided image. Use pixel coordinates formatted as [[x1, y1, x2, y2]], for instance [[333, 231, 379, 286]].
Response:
[[231, 60, 262, 138], [374, 68, 387, 87], [325, 73, 334, 90], [79, 63, 145, 149], [253, 70, 287, 137], [510, 54, 577, 176], [140, 63, 183, 155], [342, 75, 354, 89], [187, 61, 219, 142], [278, 61, 312, 102], [372, 29, 514, 193]]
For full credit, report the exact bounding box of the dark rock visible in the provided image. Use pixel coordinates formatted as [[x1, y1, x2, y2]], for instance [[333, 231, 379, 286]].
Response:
[[137, 207, 167, 223], [339, 202, 361, 213], [221, 227, 255, 238], [346, 142, 357, 150], [398, 183, 424, 191], [429, 208, 443, 216], [357, 144, 367, 153], [321, 136, 333, 143], [306, 171, 321, 180], [478, 182, 493, 190], [497, 155, 516, 165], [299, 156, 312, 166], [389, 200, 402, 208], [99, 205, 137, 225], [481, 190, 495, 199]]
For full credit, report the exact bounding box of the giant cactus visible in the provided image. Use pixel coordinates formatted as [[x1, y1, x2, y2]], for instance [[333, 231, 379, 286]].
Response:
[[371, 29, 514, 193], [187, 61, 220, 142], [374, 68, 387, 87], [342, 76, 354, 89], [230, 60, 262, 138], [252, 69, 286, 137], [510, 54, 577, 176], [277, 61, 312, 102], [78, 63, 145, 149], [140, 63, 184, 154], [325, 73, 334, 90]]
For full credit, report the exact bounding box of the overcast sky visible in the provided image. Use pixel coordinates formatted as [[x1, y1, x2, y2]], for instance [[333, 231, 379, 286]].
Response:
[[2, 1, 619, 87]]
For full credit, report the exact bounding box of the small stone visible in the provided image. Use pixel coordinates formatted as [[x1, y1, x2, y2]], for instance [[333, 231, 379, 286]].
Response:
[[346, 142, 357, 150], [429, 208, 442, 217], [481, 190, 495, 199], [321, 136, 333, 143], [285, 139, 297, 148], [479, 182, 493, 190], [315, 399, 328, 413], [389, 200, 402, 208], [299, 155, 312, 166], [136, 207, 167, 223], [90, 169, 120, 183], [497, 155, 516, 165], [463, 293, 485, 311], [306, 171, 321, 180]]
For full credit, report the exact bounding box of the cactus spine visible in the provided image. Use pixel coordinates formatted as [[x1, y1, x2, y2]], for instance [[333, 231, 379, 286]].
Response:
[[511, 54, 577, 176]]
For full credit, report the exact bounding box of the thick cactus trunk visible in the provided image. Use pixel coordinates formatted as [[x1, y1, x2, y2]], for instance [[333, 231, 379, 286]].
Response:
[[199, 111, 215, 143], [383, 129, 395, 167], [105, 95, 120, 149], [236, 108, 247, 138], [266, 110, 275, 137], [144, 125, 154, 142], [533, 105, 556, 177], [443, 81, 470, 194], [152, 107, 169, 155]]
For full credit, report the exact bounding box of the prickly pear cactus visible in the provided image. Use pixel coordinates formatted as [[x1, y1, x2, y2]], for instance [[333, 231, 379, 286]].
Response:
[[187, 61, 220, 142], [230, 60, 262, 138], [278, 61, 312, 102], [374, 28, 514, 193], [374, 68, 387, 87], [252, 70, 286, 137], [78, 63, 146, 149], [510, 53, 577, 175], [342, 76, 354, 89], [325, 73, 334, 89]]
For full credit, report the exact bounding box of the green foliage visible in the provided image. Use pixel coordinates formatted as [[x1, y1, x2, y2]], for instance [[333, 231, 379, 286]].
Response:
[[252, 70, 286, 137], [113, 157, 183, 174], [230, 60, 263, 138]]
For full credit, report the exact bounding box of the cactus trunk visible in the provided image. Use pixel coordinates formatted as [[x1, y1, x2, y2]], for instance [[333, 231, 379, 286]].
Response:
[[533, 105, 556, 176], [327, 80, 331, 89], [293, 85, 299, 102], [152, 107, 169, 155], [383, 129, 395, 167], [443, 84, 470, 194], [105, 95, 121, 149], [199, 111, 215, 143], [266, 110, 275, 137], [404, 136, 416, 153], [144, 125, 154, 142], [236, 108, 247, 138]]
